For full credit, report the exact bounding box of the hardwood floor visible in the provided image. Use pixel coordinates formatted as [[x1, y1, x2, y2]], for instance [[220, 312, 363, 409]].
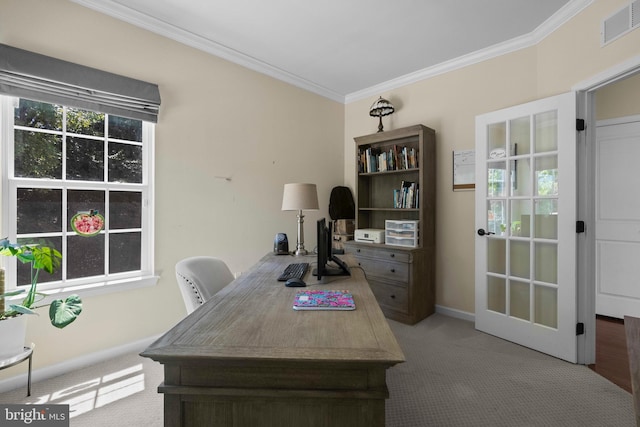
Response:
[[590, 315, 632, 393]]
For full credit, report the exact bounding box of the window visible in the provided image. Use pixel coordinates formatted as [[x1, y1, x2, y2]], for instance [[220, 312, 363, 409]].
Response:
[[1, 96, 155, 293]]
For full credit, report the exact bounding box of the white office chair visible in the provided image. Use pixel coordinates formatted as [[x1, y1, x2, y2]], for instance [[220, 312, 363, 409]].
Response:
[[175, 256, 235, 314]]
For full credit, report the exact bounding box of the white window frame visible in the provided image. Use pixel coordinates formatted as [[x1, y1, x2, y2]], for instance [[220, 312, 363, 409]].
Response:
[[0, 95, 158, 302]]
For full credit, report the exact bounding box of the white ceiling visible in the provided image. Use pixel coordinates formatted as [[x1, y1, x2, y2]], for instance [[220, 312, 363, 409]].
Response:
[[71, 0, 591, 103]]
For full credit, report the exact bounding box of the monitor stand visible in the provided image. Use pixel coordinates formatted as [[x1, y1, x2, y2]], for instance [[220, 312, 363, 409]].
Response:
[[312, 256, 350, 277]]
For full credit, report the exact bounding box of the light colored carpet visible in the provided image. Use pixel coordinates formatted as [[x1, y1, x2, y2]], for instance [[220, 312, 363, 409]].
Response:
[[0, 351, 164, 426], [0, 313, 634, 426], [386, 314, 635, 426]]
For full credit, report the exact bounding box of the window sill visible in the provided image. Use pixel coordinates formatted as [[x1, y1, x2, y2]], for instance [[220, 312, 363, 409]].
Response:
[[5, 275, 160, 306]]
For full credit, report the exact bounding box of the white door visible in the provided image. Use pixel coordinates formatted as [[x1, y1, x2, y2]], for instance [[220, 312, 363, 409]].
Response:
[[595, 117, 640, 318], [475, 92, 578, 363]]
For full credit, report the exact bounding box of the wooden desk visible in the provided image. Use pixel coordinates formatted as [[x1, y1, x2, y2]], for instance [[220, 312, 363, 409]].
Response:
[[141, 253, 405, 427]]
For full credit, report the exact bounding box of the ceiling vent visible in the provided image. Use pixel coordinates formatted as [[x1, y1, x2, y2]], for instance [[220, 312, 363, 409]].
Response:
[[602, 1, 639, 45]]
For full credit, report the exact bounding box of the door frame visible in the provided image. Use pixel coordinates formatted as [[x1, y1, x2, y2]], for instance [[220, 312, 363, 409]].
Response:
[[573, 54, 640, 365]]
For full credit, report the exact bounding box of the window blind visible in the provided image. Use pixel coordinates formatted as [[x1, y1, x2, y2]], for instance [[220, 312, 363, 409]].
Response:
[[0, 44, 161, 123]]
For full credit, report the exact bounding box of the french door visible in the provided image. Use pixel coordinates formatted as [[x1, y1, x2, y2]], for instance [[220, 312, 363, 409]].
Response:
[[475, 92, 578, 363]]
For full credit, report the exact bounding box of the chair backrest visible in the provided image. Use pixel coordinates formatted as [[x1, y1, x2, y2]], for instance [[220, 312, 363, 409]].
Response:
[[625, 315, 640, 427], [175, 256, 235, 314]]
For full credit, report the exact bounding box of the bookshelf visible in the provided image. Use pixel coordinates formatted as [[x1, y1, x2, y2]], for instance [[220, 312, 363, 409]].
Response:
[[345, 124, 435, 324]]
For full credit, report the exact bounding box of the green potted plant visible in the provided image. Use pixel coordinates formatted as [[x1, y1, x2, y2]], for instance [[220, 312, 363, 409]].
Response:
[[0, 238, 82, 358]]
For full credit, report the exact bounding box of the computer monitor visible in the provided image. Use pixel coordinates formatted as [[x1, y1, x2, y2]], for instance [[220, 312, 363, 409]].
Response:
[[313, 218, 350, 280]]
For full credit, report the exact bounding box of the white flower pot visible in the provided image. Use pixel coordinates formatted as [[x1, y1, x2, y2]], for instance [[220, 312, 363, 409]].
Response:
[[0, 315, 27, 359]]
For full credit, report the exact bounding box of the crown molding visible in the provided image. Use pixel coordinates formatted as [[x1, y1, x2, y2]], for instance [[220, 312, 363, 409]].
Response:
[[344, 34, 536, 104], [72, 0, 593, 105], [345, 0, 594, 103], [70, 0, 345, 103]]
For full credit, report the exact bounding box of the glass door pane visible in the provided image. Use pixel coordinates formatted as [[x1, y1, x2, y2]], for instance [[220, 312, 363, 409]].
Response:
[[485, 113, 559, 326], [510, 279, 530, 321], [535, 285, 558, 328]]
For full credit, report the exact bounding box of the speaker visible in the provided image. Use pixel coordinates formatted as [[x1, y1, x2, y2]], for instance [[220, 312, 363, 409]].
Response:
[[274, 233, 289, 255]]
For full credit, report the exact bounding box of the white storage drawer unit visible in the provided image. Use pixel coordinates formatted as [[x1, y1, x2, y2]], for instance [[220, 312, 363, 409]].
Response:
[[385, 220, 419, 248]]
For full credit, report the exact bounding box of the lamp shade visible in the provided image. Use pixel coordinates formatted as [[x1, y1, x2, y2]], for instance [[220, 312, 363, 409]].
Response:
[[369, 97, 394, 118], [369, 96, 395, 132], [282, 183, 319, 211]]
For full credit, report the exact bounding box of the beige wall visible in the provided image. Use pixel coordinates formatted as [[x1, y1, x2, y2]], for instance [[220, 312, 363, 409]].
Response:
[[0, 0, 344, 379], [2, 0, 640, 380], [344, 0, 640, 315], [596, 72, 640, 120]]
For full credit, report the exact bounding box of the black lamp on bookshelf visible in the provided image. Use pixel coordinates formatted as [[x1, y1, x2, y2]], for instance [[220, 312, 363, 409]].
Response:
[[369, 97, 395, 133]]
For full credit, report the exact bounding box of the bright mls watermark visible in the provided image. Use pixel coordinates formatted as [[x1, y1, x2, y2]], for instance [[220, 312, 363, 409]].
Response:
[[0, 405, 69, 426]]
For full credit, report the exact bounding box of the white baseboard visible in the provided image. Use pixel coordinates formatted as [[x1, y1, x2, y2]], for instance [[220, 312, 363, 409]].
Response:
[[436, 304, 475, 323], [0, 334, 161, 394]]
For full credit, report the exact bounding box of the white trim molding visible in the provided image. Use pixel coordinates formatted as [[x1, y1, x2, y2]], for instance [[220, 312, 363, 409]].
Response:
[[69, 0, 345, 103], [347, 0, 593, 103], [0, 334, 161, 394], [71, 0, 593, 104], [436, 304, 475, 323], [572, 54, 640, 91]]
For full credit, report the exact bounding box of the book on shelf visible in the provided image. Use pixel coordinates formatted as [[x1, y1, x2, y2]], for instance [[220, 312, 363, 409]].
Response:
[[292, 290, 356, 311], [358, 145, 418, 173], [393, 181, 419, 209]]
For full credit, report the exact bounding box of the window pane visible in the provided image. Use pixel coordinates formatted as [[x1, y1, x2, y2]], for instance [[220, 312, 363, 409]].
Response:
[[14, 130, 62, 179], [535, 110, 558, 153], [109, 115, 142, 142], [487, 122, 506, 159], [110, 232, 141, 273], [534, 285, 557, 328], [487, 161, 506, 197], [487, 199, 505, 235], [535, 155, 558, 196], [510, 158, 531, 197], [487, 238, 506, 275], [510, 199, 531, 238], [510, 116, 530, 155], [8, 99, 152, 289], [67, 234, 105, 279], [17, 237, 62, 287], [110, 192, 142, 229], [109, 142, 142, 183], [14, 99, 62, 130], [535, 242, 558, 284], [67, 190, 105, 233], [534, 199, 558, 239], [66, 108, 104, 136], [17, 188, 62, 234], [487, 276, 506, 314], [67, 136, 104, 181], [510, 279, 530, 321], [510, 240, 530, 279]]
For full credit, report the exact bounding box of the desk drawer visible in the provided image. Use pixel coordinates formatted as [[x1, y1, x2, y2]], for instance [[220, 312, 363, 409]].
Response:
[[356, 257, 409, 283], [346, 245, 410, 263], [369, 280, 408, 312]]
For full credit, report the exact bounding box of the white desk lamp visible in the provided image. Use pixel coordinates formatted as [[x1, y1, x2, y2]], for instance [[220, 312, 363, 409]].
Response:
[[281, 183, 319, 256]]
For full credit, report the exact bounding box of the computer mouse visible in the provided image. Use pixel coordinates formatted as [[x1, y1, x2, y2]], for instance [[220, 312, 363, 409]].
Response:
[[285, 278, 306, 287]]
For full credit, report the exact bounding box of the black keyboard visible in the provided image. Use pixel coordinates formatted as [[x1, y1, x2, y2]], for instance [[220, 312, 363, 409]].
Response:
[[277, 262, 309, 281]]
